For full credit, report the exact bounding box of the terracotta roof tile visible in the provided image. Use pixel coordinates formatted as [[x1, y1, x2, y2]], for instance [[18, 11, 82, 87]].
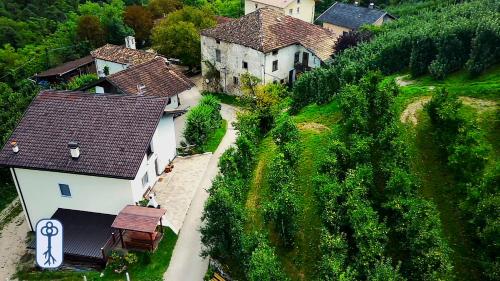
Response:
[[107, 58, 194, 98], [91, 44, 158, 65], [0, 91, 168, 179], [36, 55, 95, 78], [201, 8, 339, 61]]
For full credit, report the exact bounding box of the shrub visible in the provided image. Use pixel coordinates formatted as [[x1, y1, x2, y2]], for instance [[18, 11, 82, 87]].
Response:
[[66, 73, 99, 90], [247, 242, 289, 281], [409, 35, 436, 77], [200, 185, 244, 260], [466, 20, 500, 77], [183, 95, 221, 147]]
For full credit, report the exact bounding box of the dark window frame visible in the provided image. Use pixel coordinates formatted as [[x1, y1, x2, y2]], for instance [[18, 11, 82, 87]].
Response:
[[59, 184, 71, 197], [215, 49, 221, 62], [272, 60, 278, 72]]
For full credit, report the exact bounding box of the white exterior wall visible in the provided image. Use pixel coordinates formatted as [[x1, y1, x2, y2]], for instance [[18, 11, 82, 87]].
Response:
[[244, 0, 315, 23], [165, 95, 179, 109], [12, 168, 132, 231], [11, 114, 176, 231], [263, 44, 321, 84], [201, 35, 265, 94], [95, 58, 128, 77], [130, 113, 177, 202], [283, 0, 315, 23], [202, 35, 322, 94]]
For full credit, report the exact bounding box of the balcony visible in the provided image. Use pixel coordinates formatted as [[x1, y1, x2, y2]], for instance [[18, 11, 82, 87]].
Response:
[[294, 62, 311, 74]]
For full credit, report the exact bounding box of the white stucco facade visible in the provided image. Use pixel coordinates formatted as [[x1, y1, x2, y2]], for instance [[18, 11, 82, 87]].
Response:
[[201, 35, 322, 94], [245, 0, 315, 23], [95, 58, 128, 77], [11, 113, 176, 231]]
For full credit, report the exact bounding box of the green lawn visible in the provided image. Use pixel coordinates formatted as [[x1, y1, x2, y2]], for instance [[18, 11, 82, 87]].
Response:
[[201, 119, 227, 153], [202, 91, 245, 107], [16, 227, 178, 281], [410, 113, 483, 281], [245, 99, 341, 280], [400, 66, 499, 280], [396, 65, 500, 110]]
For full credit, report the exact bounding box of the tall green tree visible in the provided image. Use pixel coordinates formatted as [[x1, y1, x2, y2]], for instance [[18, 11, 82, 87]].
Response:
[[76, 15, 106, 48], [124, 5, 153, 47], [151, 6, 215, 69]]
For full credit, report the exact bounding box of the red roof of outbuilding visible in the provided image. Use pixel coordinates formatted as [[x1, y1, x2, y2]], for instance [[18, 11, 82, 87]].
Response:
[[112, 205, 166, 233]]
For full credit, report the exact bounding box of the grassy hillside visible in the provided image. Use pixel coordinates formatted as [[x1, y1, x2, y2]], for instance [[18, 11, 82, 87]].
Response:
[[245, 102, 340, 280], [242, 66, 498, 280], [397, 66, 499, 280]]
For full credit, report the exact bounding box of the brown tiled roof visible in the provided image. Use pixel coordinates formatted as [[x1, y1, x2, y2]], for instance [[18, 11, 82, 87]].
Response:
[[91, 44, 158, 65], [36, 55, 95, 78], [201, 8, 339, 61], [0, 91, 168, 179], [112, 205, 167, 233], [106, 58, 194, 98], [215, 16, 235, 25]]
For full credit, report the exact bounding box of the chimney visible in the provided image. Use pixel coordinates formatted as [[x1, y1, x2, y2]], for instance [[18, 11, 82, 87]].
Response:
[[354, 1, 359, 6], [137, 84, 146, 95], [369, 2, 374, 9], [125, 36, 136, 49], [11, 141, 19, 153], [68, 141, 80, 159]]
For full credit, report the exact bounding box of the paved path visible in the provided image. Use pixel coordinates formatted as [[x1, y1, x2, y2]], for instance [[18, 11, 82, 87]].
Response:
[[164, 104, 238, 281], [0, 210, 27, 281], [153, 153, 212, 234]]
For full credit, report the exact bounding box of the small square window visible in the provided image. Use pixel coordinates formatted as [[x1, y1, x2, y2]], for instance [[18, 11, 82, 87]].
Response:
[[296, 7, 300, 13], [297, 0, 300, 3], [272, 50, 278, 55], [280, 79, 284, 84], [289, 9, 292, 15], [216, 40, 220, 44], [272, 60, 278, 71], [242, 61, 248, 69], [142, 172, 149, 187], [59, 184, 71, 197], [216, 49, 221, 62], [233, 76, 239, 85]]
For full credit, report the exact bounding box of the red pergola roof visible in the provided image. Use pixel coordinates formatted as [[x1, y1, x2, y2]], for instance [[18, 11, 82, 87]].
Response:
[[112, 205, 166, 233]]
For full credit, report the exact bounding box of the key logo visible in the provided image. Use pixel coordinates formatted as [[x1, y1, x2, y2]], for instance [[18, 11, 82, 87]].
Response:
[[36, 219, 63, 268]]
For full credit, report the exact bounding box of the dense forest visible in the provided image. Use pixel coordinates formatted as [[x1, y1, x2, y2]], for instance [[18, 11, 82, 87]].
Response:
[[200, 0, 499, 280]]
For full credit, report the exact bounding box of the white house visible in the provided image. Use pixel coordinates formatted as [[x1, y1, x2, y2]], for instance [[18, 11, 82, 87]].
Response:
[[0, 91, 177, 232], [200, 8, 339, 94], [80, 57, 196, 110], [245, 0, 316, 23], [90, 41, 158, 78], [316, 2, 395, 34]]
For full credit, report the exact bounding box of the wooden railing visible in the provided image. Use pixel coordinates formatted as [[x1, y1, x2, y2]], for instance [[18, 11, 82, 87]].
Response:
[[101, 231, 120, 261]]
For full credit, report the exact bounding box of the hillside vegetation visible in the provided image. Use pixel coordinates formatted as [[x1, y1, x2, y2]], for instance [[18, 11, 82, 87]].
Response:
[[201, 1, 498, 280]]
